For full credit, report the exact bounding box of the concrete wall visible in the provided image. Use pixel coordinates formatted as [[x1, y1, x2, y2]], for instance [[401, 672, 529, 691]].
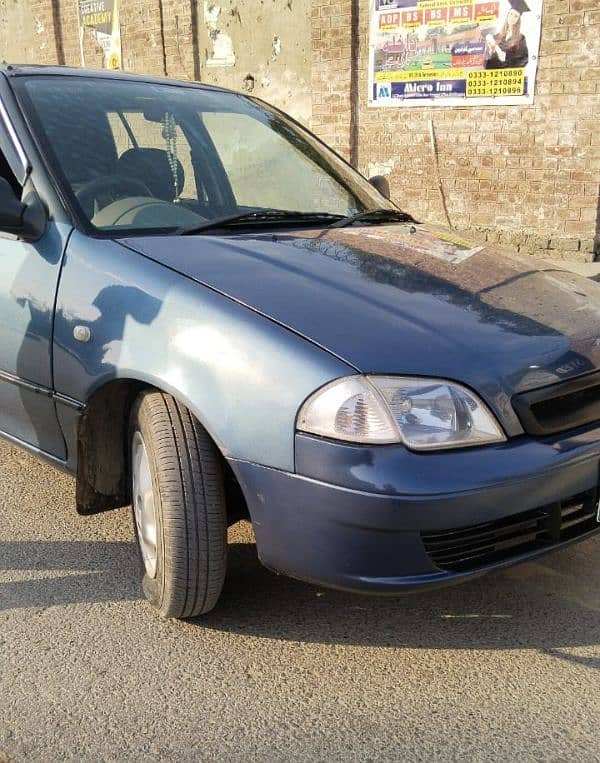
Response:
[[0, 0, 598, 260]]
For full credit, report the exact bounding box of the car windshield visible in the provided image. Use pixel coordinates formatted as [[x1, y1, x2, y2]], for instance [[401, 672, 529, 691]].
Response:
[[13, 75, 396, 235]]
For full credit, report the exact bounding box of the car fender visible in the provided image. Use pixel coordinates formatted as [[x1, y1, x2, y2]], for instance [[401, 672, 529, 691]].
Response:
[[53, 232, 354, 476]]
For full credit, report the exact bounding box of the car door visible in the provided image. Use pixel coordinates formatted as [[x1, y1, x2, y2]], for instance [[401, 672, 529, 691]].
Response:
[[0, 88, 69, 460]]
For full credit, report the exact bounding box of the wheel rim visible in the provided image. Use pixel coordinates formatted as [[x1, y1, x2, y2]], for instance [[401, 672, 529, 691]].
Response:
[[132, 431, 158, 578]]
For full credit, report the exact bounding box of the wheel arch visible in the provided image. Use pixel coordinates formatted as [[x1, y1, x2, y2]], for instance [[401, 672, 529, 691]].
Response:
[[75, 376, 247, 524], [75, 378, 146, 515]]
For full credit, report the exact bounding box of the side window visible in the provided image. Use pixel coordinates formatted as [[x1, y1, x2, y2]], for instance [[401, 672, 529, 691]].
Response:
[[107, 112, 198, 199], [0, 150, 21, 197], [201, 112, 355, 214], [0, 128, 23, 198]]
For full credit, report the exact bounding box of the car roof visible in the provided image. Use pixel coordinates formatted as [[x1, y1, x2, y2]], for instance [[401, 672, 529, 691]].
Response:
[[0, 63, 233, 95]]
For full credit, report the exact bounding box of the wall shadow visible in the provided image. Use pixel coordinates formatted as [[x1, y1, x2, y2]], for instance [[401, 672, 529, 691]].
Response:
[[596, 184, 600, 263], [0, 540, 140, 611], [51, 0, 66, 66]]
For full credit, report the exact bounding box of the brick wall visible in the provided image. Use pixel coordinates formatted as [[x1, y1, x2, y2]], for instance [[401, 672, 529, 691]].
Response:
[[312, 0, 600, 262], [0, 0, 598, 260]]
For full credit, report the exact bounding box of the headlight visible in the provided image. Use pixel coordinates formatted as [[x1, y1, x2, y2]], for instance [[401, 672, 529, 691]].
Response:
[[297, 375, 506, 450]]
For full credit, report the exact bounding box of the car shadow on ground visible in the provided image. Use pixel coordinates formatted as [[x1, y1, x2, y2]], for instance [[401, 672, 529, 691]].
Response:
[[198, 528, 600, 658], [0, 529, 599, 661]]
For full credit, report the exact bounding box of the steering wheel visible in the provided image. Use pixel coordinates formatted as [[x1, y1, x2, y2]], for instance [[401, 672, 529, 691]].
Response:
[[76, 174, 153, 219]]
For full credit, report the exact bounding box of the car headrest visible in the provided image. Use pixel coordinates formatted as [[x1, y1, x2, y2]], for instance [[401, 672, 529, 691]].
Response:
[[38, 102, 118, 185], [117, 148, 185, 202]]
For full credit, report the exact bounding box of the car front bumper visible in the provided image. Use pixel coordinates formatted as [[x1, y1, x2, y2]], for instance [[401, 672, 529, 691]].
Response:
[[229, 426, 600, 594]]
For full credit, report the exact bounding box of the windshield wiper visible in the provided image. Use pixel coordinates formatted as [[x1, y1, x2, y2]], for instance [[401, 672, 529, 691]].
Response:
[[178, 209, 345, 236], [328, 209, 416, 229]]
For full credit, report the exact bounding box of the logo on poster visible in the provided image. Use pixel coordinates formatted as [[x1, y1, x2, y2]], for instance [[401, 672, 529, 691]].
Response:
[[377, 83, 392, 98]]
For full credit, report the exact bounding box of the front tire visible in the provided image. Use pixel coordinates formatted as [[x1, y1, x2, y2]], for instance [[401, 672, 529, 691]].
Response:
[[130, 391, 227, 618]]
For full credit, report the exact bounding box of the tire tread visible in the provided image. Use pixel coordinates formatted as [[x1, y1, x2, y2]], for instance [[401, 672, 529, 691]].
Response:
[[131, 391, 227, 618]]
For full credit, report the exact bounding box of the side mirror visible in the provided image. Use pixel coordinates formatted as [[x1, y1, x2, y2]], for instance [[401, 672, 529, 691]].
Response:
[[0, 176, 46, 241], [369, 175, 391, 200]]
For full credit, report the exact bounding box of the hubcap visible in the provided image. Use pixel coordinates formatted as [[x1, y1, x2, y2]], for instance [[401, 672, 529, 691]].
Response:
[[131, 431, 158, 578]]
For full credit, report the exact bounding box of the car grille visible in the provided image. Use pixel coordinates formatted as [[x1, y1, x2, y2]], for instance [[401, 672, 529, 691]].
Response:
[[421, 489, 599, 573], [512, 370, 600, 436]]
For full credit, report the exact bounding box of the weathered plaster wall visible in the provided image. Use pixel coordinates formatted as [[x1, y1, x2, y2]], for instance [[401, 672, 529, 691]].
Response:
[[0, 0, 66, 64], [197, 0, 312, 124], [0, 1, 311, 123]]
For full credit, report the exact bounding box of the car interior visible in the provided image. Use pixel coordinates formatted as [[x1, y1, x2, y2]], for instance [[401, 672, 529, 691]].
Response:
[[26, 88, 229, 230]]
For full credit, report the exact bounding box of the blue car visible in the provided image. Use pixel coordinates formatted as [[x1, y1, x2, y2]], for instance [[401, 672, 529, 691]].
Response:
[[1, 65, 599, 618]]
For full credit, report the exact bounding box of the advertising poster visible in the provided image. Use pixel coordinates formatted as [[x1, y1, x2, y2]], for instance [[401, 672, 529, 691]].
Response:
[[78, 0, 122, 69], [368, 0, 543, 107]]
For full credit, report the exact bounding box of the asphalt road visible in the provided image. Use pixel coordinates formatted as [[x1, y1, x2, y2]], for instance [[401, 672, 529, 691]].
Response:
[[1, 439, 599, 762]]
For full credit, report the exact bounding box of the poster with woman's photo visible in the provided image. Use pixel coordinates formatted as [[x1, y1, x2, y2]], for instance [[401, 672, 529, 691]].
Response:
[[369, 0, 543, 107]]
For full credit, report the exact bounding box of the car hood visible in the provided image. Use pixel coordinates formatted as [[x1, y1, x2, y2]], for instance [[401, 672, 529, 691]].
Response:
[[121, 223, 600, 426]]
